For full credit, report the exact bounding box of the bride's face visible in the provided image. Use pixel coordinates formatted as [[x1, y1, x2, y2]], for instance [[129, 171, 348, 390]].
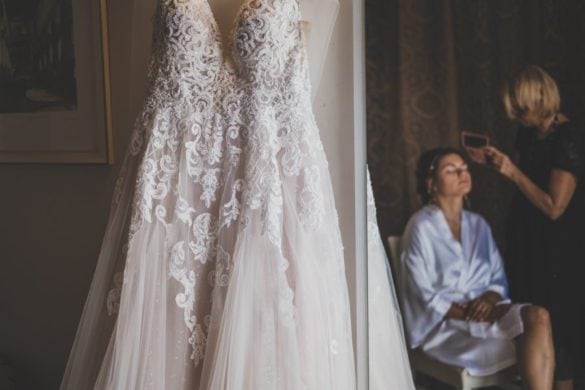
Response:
[[429, 153, 472, 200]]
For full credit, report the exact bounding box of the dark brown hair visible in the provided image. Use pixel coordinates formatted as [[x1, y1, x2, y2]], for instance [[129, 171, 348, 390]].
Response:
[[415, 147, 468, 204]]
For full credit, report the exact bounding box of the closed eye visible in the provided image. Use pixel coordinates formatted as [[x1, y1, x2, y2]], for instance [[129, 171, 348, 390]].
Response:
[[443, 164, 468, 174]]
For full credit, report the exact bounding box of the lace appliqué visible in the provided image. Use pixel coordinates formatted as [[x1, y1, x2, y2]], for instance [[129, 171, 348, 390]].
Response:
[[106, 272, 124, 316], [299, 166, 324, 230]]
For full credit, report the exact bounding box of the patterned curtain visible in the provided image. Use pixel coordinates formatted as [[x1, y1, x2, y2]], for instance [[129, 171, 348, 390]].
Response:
[[366, 0, 585, 250]]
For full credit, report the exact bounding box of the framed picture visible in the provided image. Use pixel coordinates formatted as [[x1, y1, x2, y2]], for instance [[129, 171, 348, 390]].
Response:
[[0, 0, 113, 163]]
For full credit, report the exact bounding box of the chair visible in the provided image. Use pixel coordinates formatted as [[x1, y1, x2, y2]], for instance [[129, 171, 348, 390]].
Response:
[[387, 235, 520, 390]]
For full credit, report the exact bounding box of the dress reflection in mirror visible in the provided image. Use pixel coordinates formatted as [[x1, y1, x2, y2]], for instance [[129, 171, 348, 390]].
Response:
[[367, 170, 415, 389]]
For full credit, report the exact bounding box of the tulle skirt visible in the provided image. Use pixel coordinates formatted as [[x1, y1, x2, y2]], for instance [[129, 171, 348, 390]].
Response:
[[366, 169, 415, 389], [60, 112, 356, 390]]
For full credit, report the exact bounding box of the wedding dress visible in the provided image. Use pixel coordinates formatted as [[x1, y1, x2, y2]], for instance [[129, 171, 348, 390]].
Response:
[[60, 0, 355, 389], [367, 170, 415, 389]]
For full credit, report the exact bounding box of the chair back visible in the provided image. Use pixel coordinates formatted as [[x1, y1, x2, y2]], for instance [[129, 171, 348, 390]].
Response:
[[387, 235, 402, 278]]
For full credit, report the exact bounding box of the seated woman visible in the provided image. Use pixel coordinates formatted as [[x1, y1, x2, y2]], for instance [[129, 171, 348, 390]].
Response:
[[399, 147, 554, 389]]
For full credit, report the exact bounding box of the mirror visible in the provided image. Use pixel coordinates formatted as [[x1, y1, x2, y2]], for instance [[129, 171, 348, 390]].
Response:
[[366, 1, 585, 389]]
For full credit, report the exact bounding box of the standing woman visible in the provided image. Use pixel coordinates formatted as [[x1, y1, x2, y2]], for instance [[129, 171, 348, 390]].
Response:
[[483, 65, 585, 390]]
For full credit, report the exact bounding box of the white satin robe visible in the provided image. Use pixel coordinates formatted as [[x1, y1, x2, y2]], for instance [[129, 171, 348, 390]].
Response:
[[399, 205, 525, 376]]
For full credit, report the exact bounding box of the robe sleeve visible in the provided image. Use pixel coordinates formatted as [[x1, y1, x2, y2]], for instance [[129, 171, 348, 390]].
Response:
[[483, 223, 509, 300], [400, 220, 465, 348]]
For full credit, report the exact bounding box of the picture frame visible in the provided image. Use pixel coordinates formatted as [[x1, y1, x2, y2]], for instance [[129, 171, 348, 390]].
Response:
[[0, 0, 113, 164]]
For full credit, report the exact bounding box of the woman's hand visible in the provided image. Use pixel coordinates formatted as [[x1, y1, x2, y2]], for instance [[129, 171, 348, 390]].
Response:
[[445, 302, 468, 320], [483, 146, 519, 180], [465, 291, 502, 322], [465, 296, 495, 322]]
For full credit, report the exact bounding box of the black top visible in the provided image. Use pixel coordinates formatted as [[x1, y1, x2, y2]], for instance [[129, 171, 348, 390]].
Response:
[[505, 120, 585, 306]]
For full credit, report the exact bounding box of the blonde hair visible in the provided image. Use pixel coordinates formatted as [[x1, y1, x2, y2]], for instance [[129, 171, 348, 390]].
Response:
[[502, 65, 560, 120]]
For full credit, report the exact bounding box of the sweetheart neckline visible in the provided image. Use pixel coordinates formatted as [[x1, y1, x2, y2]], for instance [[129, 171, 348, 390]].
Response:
[[203, 0, 255, 53], [203, 0, 301, 58]]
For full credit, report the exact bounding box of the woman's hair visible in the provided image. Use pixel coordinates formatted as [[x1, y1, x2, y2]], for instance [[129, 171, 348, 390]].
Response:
[[415, 147, 467, 204], [502, 65, 560, 121]]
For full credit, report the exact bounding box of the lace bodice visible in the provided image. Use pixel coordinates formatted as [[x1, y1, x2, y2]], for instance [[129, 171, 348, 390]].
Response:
[[128, 0, 321, 232], [233, 1, 300, 76], [148, 0, 302, 95]]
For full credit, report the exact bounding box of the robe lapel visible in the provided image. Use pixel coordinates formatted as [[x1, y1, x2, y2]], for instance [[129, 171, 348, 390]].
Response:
[[457, 211, 473, 288], [430, 205, 467, 288]]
